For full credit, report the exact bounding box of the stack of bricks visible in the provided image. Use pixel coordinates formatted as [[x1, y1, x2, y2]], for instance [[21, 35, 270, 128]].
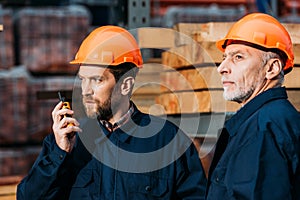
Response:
[[0, 8, 14, 70], [0, 69, 76, 177], [0, 5, 92, 181], [16, 5, 90, 74], [0, 67, 28, 144], [0, 147, 41, 177]]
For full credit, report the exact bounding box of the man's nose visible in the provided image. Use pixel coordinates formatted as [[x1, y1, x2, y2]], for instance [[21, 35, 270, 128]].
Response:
[[81, 80, 93, 96], [217, 59, 230, 74]]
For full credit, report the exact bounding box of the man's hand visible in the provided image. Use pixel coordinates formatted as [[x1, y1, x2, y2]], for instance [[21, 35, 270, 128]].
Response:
[[52, 101, 82, 153]]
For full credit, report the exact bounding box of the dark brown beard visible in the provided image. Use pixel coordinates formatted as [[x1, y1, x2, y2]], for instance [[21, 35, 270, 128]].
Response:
[[97, 97, 113, 121], [82, 82, 122, 121]]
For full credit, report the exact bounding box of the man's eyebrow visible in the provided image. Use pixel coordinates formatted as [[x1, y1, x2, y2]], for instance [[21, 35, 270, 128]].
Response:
[[78, 74, 104, 79]]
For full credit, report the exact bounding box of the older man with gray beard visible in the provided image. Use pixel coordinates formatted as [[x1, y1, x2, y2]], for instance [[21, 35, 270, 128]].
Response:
[[206, 13, 300, 200]]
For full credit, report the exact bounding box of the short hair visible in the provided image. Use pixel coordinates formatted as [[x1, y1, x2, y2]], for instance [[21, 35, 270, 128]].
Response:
[[108, 62, 139, 97], [108, 62, 139, 83]]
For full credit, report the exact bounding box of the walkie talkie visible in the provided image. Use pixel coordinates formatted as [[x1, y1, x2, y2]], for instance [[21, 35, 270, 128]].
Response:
[[58, 91, 74, 127]]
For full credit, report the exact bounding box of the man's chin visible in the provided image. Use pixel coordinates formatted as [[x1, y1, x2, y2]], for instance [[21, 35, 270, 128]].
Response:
[[223, 92, 238, 102], [86, 113, 98, 119], [84, 109, 98, 119]]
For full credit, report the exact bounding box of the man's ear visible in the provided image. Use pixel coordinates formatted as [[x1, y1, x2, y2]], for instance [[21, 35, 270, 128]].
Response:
[[121, 77, 135, 96], [265, 58, 282, 80]]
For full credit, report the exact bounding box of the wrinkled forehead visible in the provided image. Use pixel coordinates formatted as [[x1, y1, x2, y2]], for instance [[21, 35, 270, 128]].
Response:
[[224, 43, 263, 57]]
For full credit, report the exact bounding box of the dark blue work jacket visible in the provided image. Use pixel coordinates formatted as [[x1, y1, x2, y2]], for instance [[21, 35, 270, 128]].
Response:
[[206, 87, 300, 200], [17, 105, 207, 199]]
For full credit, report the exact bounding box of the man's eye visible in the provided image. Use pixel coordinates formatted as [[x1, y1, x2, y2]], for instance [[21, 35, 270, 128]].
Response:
[[78, 76, 83, 81], [93, 78, 103, 83], [235, 55, 243, 60]]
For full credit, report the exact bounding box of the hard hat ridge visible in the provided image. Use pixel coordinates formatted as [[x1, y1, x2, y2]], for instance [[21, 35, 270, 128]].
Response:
[[70, 25, 143, 68]]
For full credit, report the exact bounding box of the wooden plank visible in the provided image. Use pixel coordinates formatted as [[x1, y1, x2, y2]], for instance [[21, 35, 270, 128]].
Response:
[[194, 38, 300, 65], [162, 38, 300, 68], [134, 64, 162, 94], [287, 89, 300, 112], [144, 57, 162, 64], [285, 67, 300, 88], [282, 23, 300, 44], [131, 93, 161, 115], [160, 66, 222, 92], [193, 32, 300, 65], [136, 62, 166, 90], [138, 27, 175, 49], [292, 44, 300, 65], [133, 62, 162, 114], [0, 176, 22, 186], [175, 22, 300, 45], [157, 89, 300, 114], [141, 61, 165, 73], [133, 83, 161, 95], [192, 36, 223, 63], [193, 37, 300, 65], [135, 63, 163, 88], [0, 194, 16, 200], [172, 22, 300, 65], [162, 23, 233, 67], [0, 184, 17, 196], [160, 65, 300, 91], [174, 22, 234, 46], [156, 90, 240, 114], [159, 66, 300, 94], [0, 176, 19, 199], [161, 44, 205, 68]]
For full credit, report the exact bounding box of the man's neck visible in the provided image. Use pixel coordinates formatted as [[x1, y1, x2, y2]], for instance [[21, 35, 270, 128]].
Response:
[[108, 100, 131, 125], [100, 101, 133, 133], [241, 80, 282, 106]]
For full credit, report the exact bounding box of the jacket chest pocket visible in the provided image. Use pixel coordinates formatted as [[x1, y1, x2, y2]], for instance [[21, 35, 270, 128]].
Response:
[[69, 169, 101, 199], [211, 166, 227, 186], [207, 167, 232, 200], [128, 174, 170, 199]]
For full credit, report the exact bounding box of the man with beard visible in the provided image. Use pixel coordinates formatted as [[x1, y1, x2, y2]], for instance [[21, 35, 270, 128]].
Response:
[[205, 13, 300, 199], [17, 25, 207, 199]]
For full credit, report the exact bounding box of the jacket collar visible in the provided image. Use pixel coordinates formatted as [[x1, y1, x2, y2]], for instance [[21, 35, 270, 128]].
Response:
[[98, 102, 135, 133], [225, 87, 288, 137], [97, 101, 141, 143]]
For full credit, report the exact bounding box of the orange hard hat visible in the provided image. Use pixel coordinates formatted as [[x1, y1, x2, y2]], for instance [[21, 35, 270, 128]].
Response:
[[70, 25, 143, 68], [216, 13, 294, 74]]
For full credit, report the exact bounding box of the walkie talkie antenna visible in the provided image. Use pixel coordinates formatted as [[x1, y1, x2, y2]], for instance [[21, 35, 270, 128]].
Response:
[[58, 91, 65, 102]]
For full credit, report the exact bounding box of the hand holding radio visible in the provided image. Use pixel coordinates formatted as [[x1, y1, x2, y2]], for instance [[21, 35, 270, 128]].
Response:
[[51, 92, 82, 153]]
